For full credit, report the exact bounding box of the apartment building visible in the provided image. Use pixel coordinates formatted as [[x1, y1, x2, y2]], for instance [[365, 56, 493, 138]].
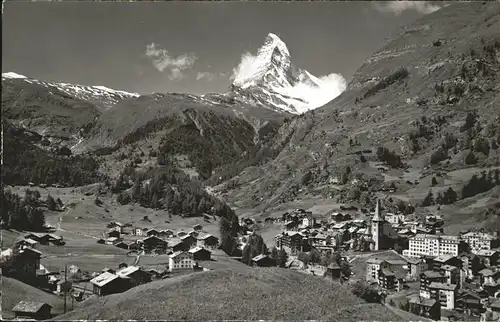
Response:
[[403, 234, 466, 258], [461, 232, 500, 254]]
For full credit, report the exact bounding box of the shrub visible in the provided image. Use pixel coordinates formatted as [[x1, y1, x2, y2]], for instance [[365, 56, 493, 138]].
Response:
[[465, 151, 477, 165], [430, 148, 448, 165], [431, 177, 438, 186], [474, 137, 490, 155], [363, 68, 409, 99], [376, 147, 403, 168]]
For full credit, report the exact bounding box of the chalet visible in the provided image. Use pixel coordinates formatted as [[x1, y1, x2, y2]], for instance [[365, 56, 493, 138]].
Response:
[[407, 258, 427, 281], [168, 251, 194, 272], [197, 234, 219, 249], [12, 301, 52, 320], [146, 229, 161, 237], [275, 231, 310, 255], [378, 268, 406, 292], [97, 238, 106, 244], [115, 241, 130, 250], [105, 237, 120, 245], [46, 234, 64, 245], [170, 239, 187, 252], [193, 224, 203, 231], [439, 265, 460, 285], [188, 246, 211, 261], [132, 227, 145, 236], [326, 262, 342, 279], [177, 231, 188, 238], [25, 233, 50, 245], [456, 290, 483, 315], [187, 230, 199, 238], [476, 249, 500, 267], [108, 222, 124, 233], [4, 247, 42, 282], [16, 238, 39, 249], [420, 271, 446, 298], [366, 258, 387, 282], [142, 236, 168, 253], [478, 268, 500, 287], [180, 234, 197, 249], [432, 255, 461, 271], [428, 282, 457, 310], [158, 229, 174, 239], [128, 241, 141, 251], [56, 280, 72, 294], [251, 254, 275, 267], [116, 266, 152, 286], [90, 272, 131, 296], [107, 230, 121, 238], [264, 217, 274, 224], [408, 296, 440, 320]]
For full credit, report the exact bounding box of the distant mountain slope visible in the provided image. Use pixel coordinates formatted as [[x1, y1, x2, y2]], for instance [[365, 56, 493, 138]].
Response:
[[217, 2, 500, 208], [56, 268, 400, 321], [228, 33, 347, 114]]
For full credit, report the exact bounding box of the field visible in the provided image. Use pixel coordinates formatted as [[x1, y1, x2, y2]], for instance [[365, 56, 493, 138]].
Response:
[[1, 276, 66, 320], [56, 267, 402, 321]]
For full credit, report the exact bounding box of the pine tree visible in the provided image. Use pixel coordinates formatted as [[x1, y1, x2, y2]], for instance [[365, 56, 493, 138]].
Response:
[[276, 249, 288, 268], [431, 177, 438, 186], [422, 190, 435, 207], [46, 195, 57, 211]]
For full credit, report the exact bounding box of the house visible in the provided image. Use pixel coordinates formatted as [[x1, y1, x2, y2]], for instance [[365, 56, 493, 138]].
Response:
[[132, 227, 145, 236], [12, 301, 52, 320], [180, 234, 197, 249], [46, 234, 64, 245], [326, 262, 343, 279], [146, 229, 160, 237], [439, 264, 460, 285], [476, 249, 500, 267], [115, 241, 130, 250], [275, 231, 310, 255], [116, 266, 152, 286], [105, 237, 120, 245], [408, 296, 440, 320], [193, 224, 203, 231], [158, 229, 174, 239], [142, 236, 168, 253], [461, 232, 500, 254], [489, 298, 500, 320], [407, 258, 427, 281], [366, 258, 387, 282], [97, 238, 105, 244], [24, 233, 50, 245], [168, 251, 194, 272], [461, 253, 482, 279], [56, 280, 72, 294], [428, 282, 457, 310], [251, 254, 275, 267], [16, 238, 39, 249], [170, 239, 187, 252], [90, 272, 131, 296], [187, 230, 199, 238], [108, 222, 124, 233], [188, 246, 211, 261], [197, 234, 219, 249], [478, 268, 500, 287], [420, 270, 446, 298], [177, 231, 188, 238], [432, 255, 461, 271], [4, 247, 42, 282], [456, 290, 484, 315], [378, 268, 406, 292], [107, 230, 121, 238]]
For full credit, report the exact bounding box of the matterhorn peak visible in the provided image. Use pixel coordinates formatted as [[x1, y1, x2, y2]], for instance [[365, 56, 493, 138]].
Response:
[[230, 33, 347, 114]]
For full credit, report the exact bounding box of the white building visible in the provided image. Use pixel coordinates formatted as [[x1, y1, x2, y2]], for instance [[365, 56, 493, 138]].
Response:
[[385, 213, 406, 225], [427, 282, 457, 310], [403, 234, 464, 258], [461, 232, 499, 254], [168, 251, 194, 272]]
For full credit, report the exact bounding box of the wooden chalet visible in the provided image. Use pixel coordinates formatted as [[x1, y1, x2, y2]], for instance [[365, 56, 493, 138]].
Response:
[[251, 254, 275, 267], [12, 301, 52, 320], [90, 272, 131, 296], [188, 246, 211, 261], [116, 266, 152, 286]]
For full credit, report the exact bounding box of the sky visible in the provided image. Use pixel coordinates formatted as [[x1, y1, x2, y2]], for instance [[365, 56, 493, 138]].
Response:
[[2, 1, 448, 95]]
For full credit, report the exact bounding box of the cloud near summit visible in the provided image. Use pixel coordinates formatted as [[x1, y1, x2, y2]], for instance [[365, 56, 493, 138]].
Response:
[[372, 1, 445, 16], [145, 43, 197, 80]]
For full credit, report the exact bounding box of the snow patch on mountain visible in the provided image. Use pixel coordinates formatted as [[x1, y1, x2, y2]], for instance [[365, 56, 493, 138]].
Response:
[[2, 72, 27, 79], [230, 33, 347, 114]]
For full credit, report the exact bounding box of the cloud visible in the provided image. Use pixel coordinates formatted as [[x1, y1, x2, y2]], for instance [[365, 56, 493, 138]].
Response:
[[372, 1, 444, 15], [231, 51, 347, 112], [196, 72, 216, 81], [145, 43, 197, 80]]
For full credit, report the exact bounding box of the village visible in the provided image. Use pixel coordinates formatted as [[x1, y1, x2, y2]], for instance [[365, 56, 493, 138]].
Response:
[[3, 197, 500, 321]]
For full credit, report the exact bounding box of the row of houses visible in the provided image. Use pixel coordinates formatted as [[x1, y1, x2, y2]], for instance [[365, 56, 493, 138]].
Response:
[[21, 233, 65, 246]]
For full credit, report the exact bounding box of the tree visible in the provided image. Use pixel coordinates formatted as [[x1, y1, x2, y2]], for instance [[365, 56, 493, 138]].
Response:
[[56, 198, 63, 208], [443, 187, 458, 204], [430, 148, 447, 165], [431, 177, 438, 186], [276, 249, 288, 268], [474, 137, 490, 155], [340, 261, 351, 277], [465, 151, 477, 165], [421, 190, 435, 207], [270, 247, 279, 260], [46, 195, 57, 211]]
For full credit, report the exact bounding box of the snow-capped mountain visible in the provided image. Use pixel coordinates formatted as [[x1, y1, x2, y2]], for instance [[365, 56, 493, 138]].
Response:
[[2, 72, 140, 110], [229, 33, 347, 114]]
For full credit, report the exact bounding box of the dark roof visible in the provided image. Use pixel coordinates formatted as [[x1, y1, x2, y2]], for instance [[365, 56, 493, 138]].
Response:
[[12, 301, 52, 313], [422, 270, 444, 279]]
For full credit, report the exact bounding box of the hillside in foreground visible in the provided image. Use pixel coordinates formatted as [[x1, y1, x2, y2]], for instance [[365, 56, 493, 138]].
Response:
[[1, 276, 66, 320], [56, 267, 399, 321]]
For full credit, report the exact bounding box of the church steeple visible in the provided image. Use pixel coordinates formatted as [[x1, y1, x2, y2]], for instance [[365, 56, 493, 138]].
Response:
[[372, 199, 383, 221]]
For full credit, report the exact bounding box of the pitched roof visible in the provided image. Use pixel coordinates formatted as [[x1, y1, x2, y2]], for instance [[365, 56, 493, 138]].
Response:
[[19, 247, 42, 256], [18, 238, 39, 245], [169, 251, 191, 258], [434, 254, 456, 263], [12, 300, 52, 313], [441, 264, 458, 271], [252, 254, 269, 262], [180, 234, 195, 240], [366, 258, 384, 265], [479, 268, 494, 276], [476, 249, 499, 257], [188, 246, 210, 254], [385, 259, 407, 266], [429, 282, 457, 291], [422, 270, 444, 279], [116, 266, 140, 277], [90, 272, 119, 287], [198, 233, 218, 240]]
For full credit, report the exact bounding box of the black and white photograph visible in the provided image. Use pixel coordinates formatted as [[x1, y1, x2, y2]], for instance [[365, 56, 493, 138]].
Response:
[[1, 0, 500, 320]]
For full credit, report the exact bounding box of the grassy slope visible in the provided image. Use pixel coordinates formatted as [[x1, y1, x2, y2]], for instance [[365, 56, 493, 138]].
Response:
[[1, 276, 66, 319], [56, 267, 400, 321]]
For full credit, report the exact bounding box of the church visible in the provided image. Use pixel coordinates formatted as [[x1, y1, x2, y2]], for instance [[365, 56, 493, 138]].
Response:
[[368, 199, 399, 251]]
